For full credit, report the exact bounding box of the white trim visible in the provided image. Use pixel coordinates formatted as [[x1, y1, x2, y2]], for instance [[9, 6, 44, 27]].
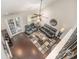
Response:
[[46, 26, 76, 59], [5, 41, 13, 58]]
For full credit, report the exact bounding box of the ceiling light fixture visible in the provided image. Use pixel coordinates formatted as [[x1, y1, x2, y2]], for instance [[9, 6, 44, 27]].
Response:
[[31, 0, 48, 22]]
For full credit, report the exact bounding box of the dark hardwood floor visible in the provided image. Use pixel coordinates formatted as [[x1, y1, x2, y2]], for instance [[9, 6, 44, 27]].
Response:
[[11, 33, 45, 59]]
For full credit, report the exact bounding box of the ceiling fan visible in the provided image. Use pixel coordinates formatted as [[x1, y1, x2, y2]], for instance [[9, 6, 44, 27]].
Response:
[[31, 0, 48, 21]]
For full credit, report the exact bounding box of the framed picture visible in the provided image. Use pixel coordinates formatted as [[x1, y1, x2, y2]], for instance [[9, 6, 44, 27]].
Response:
[[50, 19, 57, 26]]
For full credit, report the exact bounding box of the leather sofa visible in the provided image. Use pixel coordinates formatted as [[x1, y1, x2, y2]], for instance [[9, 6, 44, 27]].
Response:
[[39, 24, 57, 38]]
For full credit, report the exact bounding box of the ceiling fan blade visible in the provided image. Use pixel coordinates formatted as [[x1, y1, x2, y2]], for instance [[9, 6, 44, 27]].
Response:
[[33, 14, 39, 15], [31, 15, 38, 18], [33, 14, 41, 16], [31, 14, 42, 19]]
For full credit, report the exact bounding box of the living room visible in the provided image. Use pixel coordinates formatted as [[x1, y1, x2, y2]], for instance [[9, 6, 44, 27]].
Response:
[[1, 0, 77, 59]]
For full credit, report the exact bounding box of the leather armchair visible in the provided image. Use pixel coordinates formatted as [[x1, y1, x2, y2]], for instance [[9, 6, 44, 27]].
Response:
[[25, 23, 38, 35]]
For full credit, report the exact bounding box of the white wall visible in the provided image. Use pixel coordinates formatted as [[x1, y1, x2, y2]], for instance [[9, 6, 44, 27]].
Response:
[[45, 0, 77, 58], [41, 0, 77, 30], [1, 12, 28, 37], [1, 0, 76, 38]]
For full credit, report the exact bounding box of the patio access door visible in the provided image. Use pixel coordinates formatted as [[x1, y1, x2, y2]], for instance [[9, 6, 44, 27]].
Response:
[[8, 17, 22, 36]]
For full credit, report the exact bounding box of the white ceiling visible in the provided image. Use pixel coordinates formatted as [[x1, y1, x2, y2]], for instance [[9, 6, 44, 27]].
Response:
[[1, 0, 57, 16]]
